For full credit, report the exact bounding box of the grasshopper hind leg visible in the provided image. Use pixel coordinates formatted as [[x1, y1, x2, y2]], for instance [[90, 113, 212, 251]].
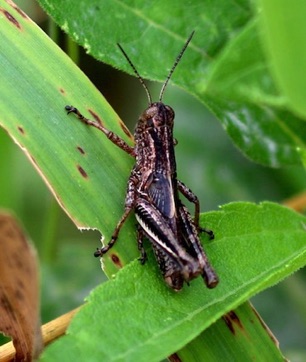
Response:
[[137, 225, 148, 264], [151, 243, 184, 292], [137, 224, 184, 291], [178, 202, 219, 289]]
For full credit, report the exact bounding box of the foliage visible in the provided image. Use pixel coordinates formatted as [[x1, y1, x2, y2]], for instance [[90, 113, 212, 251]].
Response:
[[0, 0, 306, 360]]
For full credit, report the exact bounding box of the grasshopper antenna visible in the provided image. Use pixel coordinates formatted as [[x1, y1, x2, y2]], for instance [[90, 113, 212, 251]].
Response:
[[117, 43, 153, 105], [159, 31, 195, 102]]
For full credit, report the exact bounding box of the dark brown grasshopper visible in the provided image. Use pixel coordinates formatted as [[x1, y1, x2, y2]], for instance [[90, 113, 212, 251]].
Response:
[[65, 32, 218, 291]]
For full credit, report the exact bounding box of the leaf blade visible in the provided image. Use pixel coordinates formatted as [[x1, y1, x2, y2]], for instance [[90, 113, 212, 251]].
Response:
[[0, 1, 137, 275], [174, 302, 285, 361], [258, 0, 306, 118], [40, 202, 306, 361], [37, 0, 306, 168]]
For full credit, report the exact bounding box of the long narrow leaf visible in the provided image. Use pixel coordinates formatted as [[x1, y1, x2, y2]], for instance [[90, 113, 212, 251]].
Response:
[[0, 1, 137, 275]]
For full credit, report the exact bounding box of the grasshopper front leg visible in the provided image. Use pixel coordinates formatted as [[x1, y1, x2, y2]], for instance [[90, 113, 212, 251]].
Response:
[[65, 106, 135, 156], [94, 174, 137, 257], [65, 105, 138, 257]]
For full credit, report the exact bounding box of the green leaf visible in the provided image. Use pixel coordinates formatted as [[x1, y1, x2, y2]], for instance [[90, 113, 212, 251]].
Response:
[[204, 96, 306, 166], [175, 302, 285, 361], [1, 2, 305, 360], [0, 1, 137, 276], [38, 0, 253, 83], [40, 202, 306, 361], [258, 0, 306, 118], [205, 18, 282, 106]]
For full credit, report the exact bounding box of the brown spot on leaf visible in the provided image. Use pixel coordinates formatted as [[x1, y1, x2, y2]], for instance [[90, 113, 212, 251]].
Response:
[[168, 353, 182, 362], [120, 121, 132, 139], [1, 9, 21, 29], [88, 109, 103, 125], [111, 253, 123, 268], [222, 311, 243, 335], [77, 146, 85, 155], [17, 126, 25, 135], [77, 165, 88, 178], [59, 88, 65, 94]]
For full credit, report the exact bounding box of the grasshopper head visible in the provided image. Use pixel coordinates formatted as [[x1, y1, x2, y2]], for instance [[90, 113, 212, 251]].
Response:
[[140, 102, 175, 129]]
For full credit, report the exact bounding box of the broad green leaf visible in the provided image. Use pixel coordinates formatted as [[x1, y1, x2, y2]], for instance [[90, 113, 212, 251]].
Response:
[[205, 96, 306, 166], [204, 16, 280, 103], [258, 0, 306, 118], [41, 202, 306, 361], [38, 0, 253, 84], [38, 0, 306, 167]]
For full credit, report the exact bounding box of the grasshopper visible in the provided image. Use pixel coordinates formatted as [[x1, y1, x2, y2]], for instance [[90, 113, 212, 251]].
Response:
[[65, 32, 218, 291]]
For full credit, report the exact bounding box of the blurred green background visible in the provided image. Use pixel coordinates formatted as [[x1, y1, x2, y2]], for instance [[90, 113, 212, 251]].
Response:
[[0, 1, 305, 359]]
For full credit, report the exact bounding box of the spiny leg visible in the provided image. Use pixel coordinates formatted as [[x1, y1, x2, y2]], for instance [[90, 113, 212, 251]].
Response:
[[151, 243, 184, 291], [136, 225, 147, 264], [135, 198, 195, 269], [65, 105, 135, 156], [177, 180, 214, 239], [177, 201, 218, 288], [177, 180, 200, 227], [94, 171, 137, 258], [94, 207, 133, 257]]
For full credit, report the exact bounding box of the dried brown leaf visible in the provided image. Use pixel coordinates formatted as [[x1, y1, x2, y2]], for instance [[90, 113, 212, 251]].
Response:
[[0, 212, 42, 361]]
